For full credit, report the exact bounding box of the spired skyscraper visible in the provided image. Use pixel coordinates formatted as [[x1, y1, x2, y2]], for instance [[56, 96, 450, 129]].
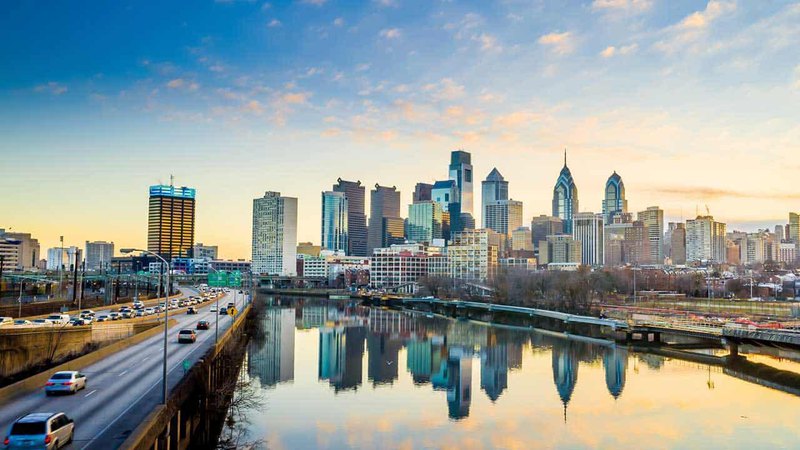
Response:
[[449, 150, 474, 233], [147, 184, 196, 260], [552, 151, 579, 234], [602, 172, 627, 225]]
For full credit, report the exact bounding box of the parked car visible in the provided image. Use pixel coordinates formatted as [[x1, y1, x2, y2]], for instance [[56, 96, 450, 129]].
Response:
[[177, 329, 197, 343], [45, 371, 87, 395], [196, 320, 210, 330], [14, 319, 32, 326], [45, 314, 70, 325], [187, 306, 197, 315], [4, 412, 74, 450]]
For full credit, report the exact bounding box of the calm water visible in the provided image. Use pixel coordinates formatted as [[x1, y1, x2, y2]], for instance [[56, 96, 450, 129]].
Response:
[[225, 297, 800, 449]]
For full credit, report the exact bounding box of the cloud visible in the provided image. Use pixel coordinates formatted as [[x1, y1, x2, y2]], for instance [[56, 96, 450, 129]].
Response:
[[209, 64, 225, 72], [654, 1, 736, 54], [379, 28, 401, 39], [476, 33, 502, 52], [794, 65, 800, 90], [34, 82, 67, 95], [374, 0, 398, 6], [267, 19, 281, 27], [591, 0, 652, 13], [166, 78, 199, 91], [423, 78, 465, 101], [646, 186, 800, 201], [538, 32, 575, 55], [166, 78, 184, 88], [333, 17, 344, 27], [355, 63, 371, 72], [321, 128, 341, 137], [243, 100, 264, 114], [600, 43, 638, 57], [281, 92, 311, 104]]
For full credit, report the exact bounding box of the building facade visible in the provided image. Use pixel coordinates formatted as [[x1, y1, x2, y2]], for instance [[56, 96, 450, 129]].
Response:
[[485, 200, 523, 238], [531, 215, 564, 253], [369, 243, 447, 292], [0, 230, 40, 271], [511, 227, 533, 252], [413, 183, 433, 203], [252, 191, 298, 276], [448, 229, 498, 283], [85, 241, 114, 271], [367, 184, 402, 254], [449, 150, 474, 219], [481, 168, 508, 228], [538, 234, 581, 266], [147, 184, 196, 260], [572, 212, 604, 266], [552, 152, 579, 234], [602, 172, 627, 225], [407, 201, 443, 244], [671, 223, 687, 265], [637, 206, 664, 265], [333, 179, 368, 257], [686, 215, 727, 263], [192, 243, 218, 260], [321, 191, 348, 253]]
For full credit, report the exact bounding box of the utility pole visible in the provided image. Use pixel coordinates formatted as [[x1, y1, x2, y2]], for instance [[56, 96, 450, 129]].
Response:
[[59, 236, 64, 301], [79, 260, 85, 308], [71, 249, 81, 305]]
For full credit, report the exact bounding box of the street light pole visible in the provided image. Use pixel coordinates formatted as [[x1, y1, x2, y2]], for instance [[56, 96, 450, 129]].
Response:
[[207, 265, 220, 344], [121, 248, 170, 405]]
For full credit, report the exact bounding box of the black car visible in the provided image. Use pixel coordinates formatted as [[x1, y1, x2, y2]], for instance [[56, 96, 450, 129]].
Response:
[[196, 320, 210, 330]]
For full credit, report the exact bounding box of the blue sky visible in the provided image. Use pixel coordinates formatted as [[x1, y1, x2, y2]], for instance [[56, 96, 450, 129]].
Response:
[[1, 0, 799, 258]]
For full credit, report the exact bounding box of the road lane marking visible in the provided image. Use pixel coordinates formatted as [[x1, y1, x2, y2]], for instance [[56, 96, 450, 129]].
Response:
[[84, 389, 97, 397], [118, 370, 129, 377]]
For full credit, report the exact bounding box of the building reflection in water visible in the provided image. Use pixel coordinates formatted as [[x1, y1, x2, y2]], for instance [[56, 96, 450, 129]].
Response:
[[248, 308, 295, 388], [248, 301, 638, 422]]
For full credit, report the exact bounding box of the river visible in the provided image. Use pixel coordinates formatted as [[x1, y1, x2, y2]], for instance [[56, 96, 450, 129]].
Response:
[[217, 296, 800, 449]]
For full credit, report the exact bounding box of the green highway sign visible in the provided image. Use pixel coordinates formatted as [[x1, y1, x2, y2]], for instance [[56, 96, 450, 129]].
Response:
[[229, 271, 242, 287], [208, 271, 228, 287]]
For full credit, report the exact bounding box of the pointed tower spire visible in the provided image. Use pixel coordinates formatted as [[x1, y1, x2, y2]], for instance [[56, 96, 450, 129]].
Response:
[[564, 148, 567, 167]]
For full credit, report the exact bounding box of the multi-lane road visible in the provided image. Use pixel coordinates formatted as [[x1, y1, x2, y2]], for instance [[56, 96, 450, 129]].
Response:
[[0, 288, 247, 449]]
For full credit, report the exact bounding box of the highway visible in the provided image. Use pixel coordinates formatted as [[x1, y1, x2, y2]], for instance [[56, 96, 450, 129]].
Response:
[[0, 288, 247, 449]]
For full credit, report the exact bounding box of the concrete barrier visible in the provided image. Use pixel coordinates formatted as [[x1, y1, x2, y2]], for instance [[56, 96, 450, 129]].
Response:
[[0, 319, 177, 405]]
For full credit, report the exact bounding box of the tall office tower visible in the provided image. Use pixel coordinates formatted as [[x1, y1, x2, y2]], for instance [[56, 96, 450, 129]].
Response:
[[552, 151, 579, 234], [686, 215, 727, 263], [572, 212, 604, 266], [485, 200, 523, 237], [671, 223, 686, 265], [192, 243, 218, 260], [531, 215, 564, 252], [481, 168, 509, 228], [147, 184, 196, 260], [252, 191, 298, 276], [432, 180, 458, 240], [775, 225, 784, 242], [413, 183, 433, 203], [321, 191, 348, 253], [602, 172, 627, 225], [449, 150, 473, 216], [407, 201, 444, 244], [332, 179, 367, 257], [789, 213, 800, 242], [637, 206, 664, 265], [511, 227, 533, 252], [85, 241, 114, 271], [367, 184, 402, 254]]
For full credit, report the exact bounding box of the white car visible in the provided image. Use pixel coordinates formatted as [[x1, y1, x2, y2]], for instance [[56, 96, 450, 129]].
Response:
[[45, 314, 70, 325], [144, 307, 156, 315], [32, 319, 54, 326], [209, 305, 218, 312], [0, 317, 14, 326], [45, 371, 87, 395]]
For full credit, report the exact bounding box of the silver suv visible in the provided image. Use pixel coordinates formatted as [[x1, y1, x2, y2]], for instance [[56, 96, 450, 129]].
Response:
[[4, 412, 74, 449]]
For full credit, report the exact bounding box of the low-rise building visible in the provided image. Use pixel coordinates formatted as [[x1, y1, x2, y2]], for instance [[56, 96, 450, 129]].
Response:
[[369, 243, 447, 293]]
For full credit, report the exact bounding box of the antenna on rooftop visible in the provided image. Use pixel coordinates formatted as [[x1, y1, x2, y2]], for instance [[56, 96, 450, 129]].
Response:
[[170, 174, 174, 187]]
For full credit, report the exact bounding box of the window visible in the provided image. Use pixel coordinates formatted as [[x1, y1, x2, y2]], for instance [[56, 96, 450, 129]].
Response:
[[11, 421, 46, 435], [51, 373, 72, 380]]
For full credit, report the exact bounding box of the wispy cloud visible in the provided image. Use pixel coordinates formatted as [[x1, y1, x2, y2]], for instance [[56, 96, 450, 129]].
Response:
[[591, 0, 653, 14], [166, 78, 199, 91], [267, 19, 281, 27], [423, 78, 465, 101], [34, 82, 68, 95], [379, 28, 401, 39], [647, 186, 800, 201], [476, 33, 502, 52], [538, 31, 575, 55], [654, 0, 736, 54], [600, 43, 638, 58], [301, 0, 327, 5]]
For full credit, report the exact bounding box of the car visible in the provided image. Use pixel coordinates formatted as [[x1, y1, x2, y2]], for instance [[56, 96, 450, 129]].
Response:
[[45, 371, 87, 395], [144, 307, 156, 316], [134, 309, 145, 317], [177, 329, 197, 343], [109, 312, 122, 321], [32, 319, 53, 326], [227, 302, 235, 309], [196, 320, 210, 330], [132, 301, 144, 309], [45, 314, 70, 325], [219, 307, 228, 316], [95, 315, 110, 322], [120, 311, 134, 319], [69, 318, 87, 326], [14, 319, 33, 326], [4, 412, 74, 450], [209, 305, 218, 312], [0, 317, 13, 326], [80, 310, 96, 317], [187, 306, 197, 315]]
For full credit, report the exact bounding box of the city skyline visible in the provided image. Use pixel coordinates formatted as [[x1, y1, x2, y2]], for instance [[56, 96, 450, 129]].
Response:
[[2, 1, 800, 259]]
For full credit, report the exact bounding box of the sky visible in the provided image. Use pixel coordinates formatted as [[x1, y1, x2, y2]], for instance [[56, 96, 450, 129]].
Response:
[[1, 0, 799, 260]]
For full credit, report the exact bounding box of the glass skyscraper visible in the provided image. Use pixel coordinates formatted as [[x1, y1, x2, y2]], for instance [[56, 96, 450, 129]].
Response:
[[602, 171, 627, 225], [333, 179, 367, 257], [552, 151, 579, 234], [321, 191, 348, 253], [481, 168, 509, 229], [407, 201, 443, 244], [449, 150, 474, 233], [147, 184, 196, 260]]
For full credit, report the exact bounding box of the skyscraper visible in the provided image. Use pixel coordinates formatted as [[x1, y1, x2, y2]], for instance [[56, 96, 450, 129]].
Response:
[[407, 201, 443, 244], [321, 191, 348, 253], [333, 179, 367, 257], [602, 172, 627, 225], [572, 212, 604, 266], [412, 183, 433, 203], [671, 223, 687, 265], [789, 212, 799, 243], [252, 191, 298, 276], [531, 215, 564, 250], [367, 184, 401, 253], [552, 151, 579, 234], [85, 241, 114, 271], [449, 150, 474, 233], [686, 216, 726, 263], [485, 200, 523, 238], [481, 168, 508, 228], [147, 184, 196, 260], [637, 206, 664, 265]]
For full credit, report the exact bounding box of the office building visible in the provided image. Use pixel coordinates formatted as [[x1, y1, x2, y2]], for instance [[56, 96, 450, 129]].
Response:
[[552, 151, 579, 234], [775, 225, 785, 242], [252, 191, 298, 276], [407, 201, 444, 244], [671, 223, 687, 265], [297, 242, 321, 257], [637, 206, 664, 265], [210, 259, 251, 273], [413, 183, 433, 203], [449, 150, 474, 217], [369, 243, 448, 293], [531, 215, 564, 252], [481, 168, 509, 228], [779, 243, 797, 263], [85, 241, 114, 271], [46, 246, 78, 271], [333, 179, 368, 257], [147, 184, 196, 260], [321, 191, 348, 253], [686, 216, 727, 263], [0, 230, 40, 271], [367, 184, 402, 254], [485, 200, 523, 238], [448, 229, 499, 282], [538, 234, 581, 266], [622, 221, 650, 265], [192, 243, 218, 260], [572, 212, 604, 266], [432, 180, 458, 239], [511, 227, 533, 252], [790, 213, 800, 242], [602, 172, 627, 225]]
